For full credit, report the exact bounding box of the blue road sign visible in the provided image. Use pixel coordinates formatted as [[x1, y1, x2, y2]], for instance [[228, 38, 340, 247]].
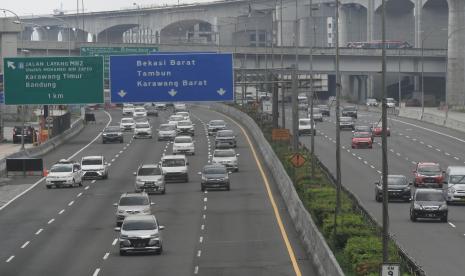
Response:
[[0, 91, 4, 104], [110, 53, 233, 103]]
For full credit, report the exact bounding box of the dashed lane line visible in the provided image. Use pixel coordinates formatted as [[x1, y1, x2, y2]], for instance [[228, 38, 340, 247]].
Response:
[[6, 256, 14, 263], [35, 229, 43, 235], [20, 241, 30, 249]]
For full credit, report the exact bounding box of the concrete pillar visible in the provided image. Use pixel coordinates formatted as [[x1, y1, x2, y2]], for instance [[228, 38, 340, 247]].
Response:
[[360, 75, 367, 102], [446, 0, 465, 107], [414, 0, 423, 48], [367, 0, 374, 41], [339, 5, 348, 46]]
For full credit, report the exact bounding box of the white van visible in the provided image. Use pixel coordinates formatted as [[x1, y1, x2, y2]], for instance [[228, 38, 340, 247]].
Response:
[[160, 155, 189, 183], [298, 118, 316, 136], [444, 166, 465, 203]]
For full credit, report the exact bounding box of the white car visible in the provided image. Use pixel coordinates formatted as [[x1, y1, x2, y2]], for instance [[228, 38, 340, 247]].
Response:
[[160, 155, 189, 182], [309, 107, 323, 122], [157, 123, 177, 141], [211, 149, 239, 172], [133, 107, 147, 118], [168, 115, 184, 126], [176, 120, 195, 136], [174, 103, 187, 112], [134, 122, 153, 139], [122, 104, 135, 116], [175, 111, 190, 121], [81, 155, 109, 179], [298, 118, 316, 135], [134, 164, 165, 194], [120, 117, 135, 131], [386, 98, 396, 108], [46, 160, 83, 188], [172, 136, 195, 155], [154, 103, 167, 110]]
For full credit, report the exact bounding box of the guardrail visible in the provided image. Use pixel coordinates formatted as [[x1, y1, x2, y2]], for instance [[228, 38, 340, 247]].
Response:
[[205, 103, 344, 276]]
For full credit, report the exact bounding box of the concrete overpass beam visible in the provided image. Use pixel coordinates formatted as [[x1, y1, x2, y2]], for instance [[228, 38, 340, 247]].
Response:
[[446, 0, 465, 107], [367, 0, 374, 41]]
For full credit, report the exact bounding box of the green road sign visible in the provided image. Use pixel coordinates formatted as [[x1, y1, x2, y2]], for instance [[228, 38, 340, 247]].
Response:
[[80, 46, 159, 79], [3, 56, 104, 105]]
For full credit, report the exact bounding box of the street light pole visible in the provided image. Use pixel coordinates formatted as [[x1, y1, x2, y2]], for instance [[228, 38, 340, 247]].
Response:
[[309, 0, 316, 178], [291, 0, 299, 151]]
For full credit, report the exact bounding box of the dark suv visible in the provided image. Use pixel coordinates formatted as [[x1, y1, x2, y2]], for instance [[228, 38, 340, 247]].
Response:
[[102, 126, 124, 143], [198, 164, 231, 191], [341, 106, 358, 119], [13, 125, 36, 144], [375, 175, 411, 202], [410, 189, 448, 222], [215, 130, 237, 148]]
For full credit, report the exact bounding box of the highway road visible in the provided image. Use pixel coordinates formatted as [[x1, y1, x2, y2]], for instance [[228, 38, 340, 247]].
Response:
[[0, 106, 316, 276], [285, 106, 465, 275]]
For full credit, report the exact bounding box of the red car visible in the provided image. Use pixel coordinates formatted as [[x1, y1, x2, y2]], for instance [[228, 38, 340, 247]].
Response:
[[413, 162, 444, 188], [371, 123, 391, 137], [351, 132, 373, 149]]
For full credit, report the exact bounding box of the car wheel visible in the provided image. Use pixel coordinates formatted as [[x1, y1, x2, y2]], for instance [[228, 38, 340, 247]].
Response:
[[79, 180, 83, 187], [235, 168, 239, 172], [375, 194, 382, 202], [414, 182, 418, 188], [120, 139, 124, 143], [46, 185, 51, 189], [185, 177, 189, 183], [441, 215, 448, 223], [119, 250, 126, 256], [351, 145, 355, 149], [410, 211, 417, 222], [102, 140, 106, 144], [161, 189, 166, 195], [226, 185, 230, 191], [157, 245, 163, 255], [201, 185, 205, 192]]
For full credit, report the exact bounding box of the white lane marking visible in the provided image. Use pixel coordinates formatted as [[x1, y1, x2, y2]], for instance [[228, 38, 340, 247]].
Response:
[[204, 205, 207, 211], [203, 197, 208, 202], [346, 149, 350, 153], [111, 158, 115, 162], [35, 229, 43, 235], [115, 154, 119, 158], [48, 218, 55, 224], [436, 148, 441, 152], [412, 138, 417, 141], [21, 241, 30, 249], [445, 152, 451, 156], [370, 165, 375, 169], [123, 147, 127, 150], [199, 236, 204, 243], [197, 250, 202, 257], [455, 157, 460, 160], [427, 145, 433, 148], [357, 156, 362, 160], [449, 222, 456, 228], [342, 146, 346, 149], [194, 266, 199, 274], [363, 161, 368, 164], [103, 253, 110, 260], [396, 153, 401, 156], [58, 209, 65, 215], [390, 149, 395, 152], [420, 141, 425, 144], [6, 256, 14, 263], [68, 201, 74, 206], [119, 150, 123, 154], [112, 238, 118, 246], [391, 117, 465, 143], [204, 191, 208, 194], [399, 133, 403, 136], [405, 135, 410, 138], [203, 214, 206, 219], [201, 224, 205, 230], [77, 192, 82, 198], [352, 153, 356, 157], [91, 180, 96, 184], [412, 161, 417, 165], [85, 186, 90, 190], [377, 170, 382, 174], [126, 143, 130, 147], [92, 268, 101, 276]]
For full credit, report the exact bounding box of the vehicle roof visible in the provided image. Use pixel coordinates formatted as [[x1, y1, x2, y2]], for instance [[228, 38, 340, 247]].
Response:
[[299, 118, 311, 121], [446, 166, 465, 174], [417, 162, 440, 166], [82, 156, 103, 160], [139, 164, 159, 169], [174, 135, 192, 140], [121, 117, 134, 121], [123, 214, 155, 222], [214, 149, 235, 153], [414, 188, 443, 194], [209, 119, 225, 123], [160, 123, 175, 127], [162, 154, 186, 159], [135, 121, 150, 125], [340, 116, 353, 120], [203, 163, 227, 169], [121, 192, 149, 198]]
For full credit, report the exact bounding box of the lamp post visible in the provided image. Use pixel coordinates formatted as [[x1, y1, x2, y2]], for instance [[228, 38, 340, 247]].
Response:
[[309, 0, 317, 179]]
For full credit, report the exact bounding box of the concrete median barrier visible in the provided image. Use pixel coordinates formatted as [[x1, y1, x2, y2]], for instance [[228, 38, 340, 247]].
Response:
[[207, 103, 344, 276]]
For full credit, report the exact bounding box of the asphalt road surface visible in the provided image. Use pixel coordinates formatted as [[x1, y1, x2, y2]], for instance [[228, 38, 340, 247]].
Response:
[[285, 106, 465, 276], [0, 106, 316, 276]]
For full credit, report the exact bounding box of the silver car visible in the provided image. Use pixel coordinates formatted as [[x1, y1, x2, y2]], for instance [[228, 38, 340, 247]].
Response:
[[115, 215, 165, 255], [211, 149, 239, 172], [114, 192, 154, 226], [157, 124, 177, 141], [134, 164, 165, 194]]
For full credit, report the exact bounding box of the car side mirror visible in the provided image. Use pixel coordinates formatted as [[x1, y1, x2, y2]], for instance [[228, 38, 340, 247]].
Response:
[[409, 182, 413, 186], [133, 172, 137, 176], [228, 171, 232, 175], [197, 172, 202, 175], [114, 227, 121, 232], [236, 154, 240, 157], [113, 203, 118, 207], [159, 225, 165, 231]]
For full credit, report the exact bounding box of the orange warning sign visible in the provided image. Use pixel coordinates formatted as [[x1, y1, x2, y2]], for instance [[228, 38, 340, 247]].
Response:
[[272, 128, 290, 141], [289, 153, 306, 168]]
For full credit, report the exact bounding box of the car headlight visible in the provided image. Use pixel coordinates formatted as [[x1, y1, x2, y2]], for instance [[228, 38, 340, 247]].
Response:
[[142, 207, 151, 214], [439, 205, 447, 210], [403, 187, 411, 192], [449, 187, 456, 194], [413, 203, 423, 210], [201, 176, 207, 181], [120, 234, 129, 240], [118, 210, 125, 214], [136, 180, 144, 185]]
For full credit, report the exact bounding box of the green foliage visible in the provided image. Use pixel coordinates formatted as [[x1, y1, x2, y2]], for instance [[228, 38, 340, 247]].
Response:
[[323, 213, 374, 250]]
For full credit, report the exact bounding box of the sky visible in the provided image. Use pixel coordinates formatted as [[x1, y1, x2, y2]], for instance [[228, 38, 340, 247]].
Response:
[[1, 0, 215, 16]]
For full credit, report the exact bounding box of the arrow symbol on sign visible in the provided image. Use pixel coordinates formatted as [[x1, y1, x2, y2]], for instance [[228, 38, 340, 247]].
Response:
[[217, 88, 226, 96], [7, 61, 16, 70], [168, 89, 177, 97], [118, 90, 127, 98]]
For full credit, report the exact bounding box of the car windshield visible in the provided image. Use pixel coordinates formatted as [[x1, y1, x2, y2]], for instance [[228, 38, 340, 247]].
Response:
[[217, 131, 233, 137], [214, 150, 235, 157], [82, 159, 102, 165], [50, 164, 73, 172], [162, 159, 185, 167], [204, 167, 227, 174], [416, 192, 444, 202], [122, 220, 157, 231], [353, 132, 371, 138], [105, 126, 120, 132], [386, 98, 395, 103], [210, 120, 225, 126], [136, 123, 150, 129], [312, 108, 321, 114], [170, 116, 183, 121], [318, 105, 328, 110], [177, 121, 191, 126], [340, 117, 352, 122], [449, 175, 465, 184], [367, 99, 376, 103], [344, 107, 356, 111], [299, 120, 311, 126], [119, 196, 149, 206], [160, 125, 175, 131], [418, 165, 441, 174], [138, 167, 162, 176], [387, 176, 407, 186], [121, 119, 134, 123], [134, 108, 145, 112], [175, 137, 192, 143], [355, 126, 371, 132]]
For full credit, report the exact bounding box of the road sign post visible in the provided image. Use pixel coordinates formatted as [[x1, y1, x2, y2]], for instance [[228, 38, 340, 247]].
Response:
[[110, 53, 234, 103], [380, 263, 400, 276], [3, 57, 104, 105]]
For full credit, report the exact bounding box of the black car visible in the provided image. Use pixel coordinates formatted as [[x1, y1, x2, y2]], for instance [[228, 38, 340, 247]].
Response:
[[102, 126, 124, 143], [198, 164, 230, 191], [342, 106, 358, 119], [410, 189, 448, 222], [13, 125, 36, 144], [317, 105, 330, 116], [215, 130, 237, 148], [375, 175, 411, 202]]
